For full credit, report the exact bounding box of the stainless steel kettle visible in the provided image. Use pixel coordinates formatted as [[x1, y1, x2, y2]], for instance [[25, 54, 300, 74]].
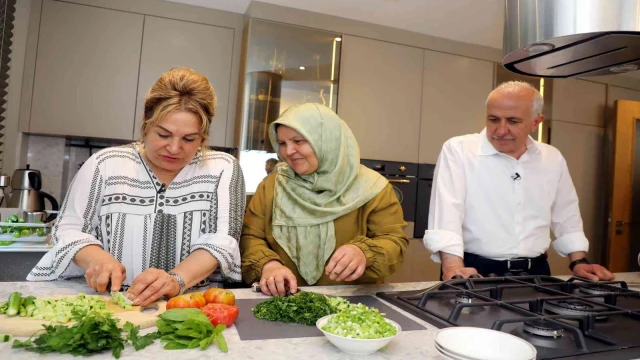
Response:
[[7, 164, 59, 222]]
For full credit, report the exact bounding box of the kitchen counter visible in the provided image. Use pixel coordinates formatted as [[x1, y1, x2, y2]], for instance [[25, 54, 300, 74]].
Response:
[[1, 273, 639, 360]]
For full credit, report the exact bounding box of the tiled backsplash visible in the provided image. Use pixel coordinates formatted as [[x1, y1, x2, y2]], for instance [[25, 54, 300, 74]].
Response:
[[23, 135, 127, 207]]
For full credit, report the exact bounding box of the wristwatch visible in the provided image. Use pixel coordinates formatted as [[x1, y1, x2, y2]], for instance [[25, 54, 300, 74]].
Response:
[[168, 271, 186, 296], [569, 257, 591, 271]]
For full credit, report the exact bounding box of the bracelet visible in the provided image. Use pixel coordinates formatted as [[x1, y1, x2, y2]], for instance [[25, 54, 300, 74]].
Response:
[[168, 271, 186, 296], [569, 257, 591, 271]]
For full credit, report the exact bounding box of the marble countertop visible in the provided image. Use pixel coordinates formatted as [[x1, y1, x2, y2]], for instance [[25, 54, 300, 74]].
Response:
[[1, 273, 639, 360]]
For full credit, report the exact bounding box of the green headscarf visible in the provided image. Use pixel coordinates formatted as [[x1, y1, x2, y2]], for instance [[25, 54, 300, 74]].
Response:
[[268, 103, 388, 284]]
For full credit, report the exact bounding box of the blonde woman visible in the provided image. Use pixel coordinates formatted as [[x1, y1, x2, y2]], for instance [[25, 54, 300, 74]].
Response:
[[28, 68, 245, 306]]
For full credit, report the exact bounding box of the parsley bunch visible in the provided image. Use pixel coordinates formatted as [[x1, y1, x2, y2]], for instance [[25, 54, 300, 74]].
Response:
[[12, 309, 159, 358], [252, 292, 339, 326]]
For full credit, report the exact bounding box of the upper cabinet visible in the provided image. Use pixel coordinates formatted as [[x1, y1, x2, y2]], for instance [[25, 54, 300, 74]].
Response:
[[29, 1, 143, 139], [338, 35, 424, 162], [134, 17, 235, 145], [419, 51, 494, 164], [552, 79, 606, 127]]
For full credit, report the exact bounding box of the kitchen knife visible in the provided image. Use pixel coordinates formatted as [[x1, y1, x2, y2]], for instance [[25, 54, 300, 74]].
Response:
[[251, 282, 302, 296]]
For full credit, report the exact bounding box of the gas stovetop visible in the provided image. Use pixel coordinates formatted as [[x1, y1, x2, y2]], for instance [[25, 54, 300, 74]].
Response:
[[376, 276, 640, 360]]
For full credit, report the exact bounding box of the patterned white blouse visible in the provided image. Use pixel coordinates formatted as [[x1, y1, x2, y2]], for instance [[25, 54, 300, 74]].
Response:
[[27, 144, 245, 286]]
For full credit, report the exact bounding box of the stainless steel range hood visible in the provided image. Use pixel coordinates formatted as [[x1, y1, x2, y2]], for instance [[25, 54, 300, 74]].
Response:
[[503, 0, 640, 78]]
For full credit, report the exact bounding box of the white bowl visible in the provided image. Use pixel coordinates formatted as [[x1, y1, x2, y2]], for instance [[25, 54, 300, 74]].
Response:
[[316, 314, 402, 355], [435, 327, 536, 360]]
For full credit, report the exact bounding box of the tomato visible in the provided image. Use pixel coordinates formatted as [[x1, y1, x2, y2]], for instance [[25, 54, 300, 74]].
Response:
[[204, 288, 236, 306], [201, 303, 239, 327], [166, 292, 206, 310]]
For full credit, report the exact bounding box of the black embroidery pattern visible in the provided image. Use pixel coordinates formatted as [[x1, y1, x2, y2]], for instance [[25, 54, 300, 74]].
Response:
[[102, 193, 155, 207], [82, 168, 103, 233], [180, 212, 193, 261], [227, 158, 246, 241], [149, 213, 177, 272], [28, 238, 101, 278], [170, 175, 220, 190], [165, 191, 213, 207], [142, 214, 150, 271], [209, 176, 220, 234], [106, 214, 112, 252], [111, 214, 125, 262], [201, 211, 208, 234], [191, 243, 241, 278], [106, 175, 154, 190]]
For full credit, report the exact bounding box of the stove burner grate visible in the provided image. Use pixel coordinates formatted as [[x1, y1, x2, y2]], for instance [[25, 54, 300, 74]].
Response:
[[523, 319, 564, 338]]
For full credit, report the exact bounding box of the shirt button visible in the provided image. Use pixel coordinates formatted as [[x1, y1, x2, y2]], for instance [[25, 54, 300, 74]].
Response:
[[159, 195, 165, 200], [158, 202, 164, 207]]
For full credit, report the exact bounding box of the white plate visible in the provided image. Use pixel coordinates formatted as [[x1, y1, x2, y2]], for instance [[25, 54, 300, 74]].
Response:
[[435, 327, 536, 360], [435, 342, 469, 360]]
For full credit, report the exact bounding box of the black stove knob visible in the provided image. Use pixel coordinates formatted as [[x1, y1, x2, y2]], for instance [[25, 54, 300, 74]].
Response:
[[520, 272, 530, 276], [469, 274, 482, 279], [451, 275, 464, 280], [487, 273, 498, 278], [505, 272, 514, 277]]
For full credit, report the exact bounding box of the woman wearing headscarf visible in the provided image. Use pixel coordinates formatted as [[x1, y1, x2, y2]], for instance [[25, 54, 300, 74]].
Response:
[[240, 103, 408, 296]]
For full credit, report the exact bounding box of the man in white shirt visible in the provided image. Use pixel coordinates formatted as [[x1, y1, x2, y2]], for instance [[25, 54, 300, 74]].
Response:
[[424, 81, 614, 281]]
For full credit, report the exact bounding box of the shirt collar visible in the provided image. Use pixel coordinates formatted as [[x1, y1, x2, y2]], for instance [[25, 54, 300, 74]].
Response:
[[477, 127, 541, 158]]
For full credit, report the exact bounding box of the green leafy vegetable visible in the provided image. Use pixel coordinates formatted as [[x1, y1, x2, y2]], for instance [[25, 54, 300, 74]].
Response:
[[157, 308, 228, 353], [110, 292, 133, 310], [12, 309, 127, 358], [252, 291, 342, 326], [123, 322, 159, 350], [12, 310, 160, 358], [322, 303, 397, 339]]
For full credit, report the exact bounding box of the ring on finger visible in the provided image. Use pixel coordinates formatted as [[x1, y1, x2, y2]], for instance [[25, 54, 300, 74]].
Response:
[[268, 276, 275, 281]]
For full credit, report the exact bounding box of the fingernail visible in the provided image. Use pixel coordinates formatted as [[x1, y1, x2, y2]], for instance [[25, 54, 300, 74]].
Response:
[[133, 298, 140, 304], [126, 293, 135, 300]]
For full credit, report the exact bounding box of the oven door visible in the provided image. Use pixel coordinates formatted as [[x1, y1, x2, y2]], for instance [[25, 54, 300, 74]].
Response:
[[387, 176, 417, 223]]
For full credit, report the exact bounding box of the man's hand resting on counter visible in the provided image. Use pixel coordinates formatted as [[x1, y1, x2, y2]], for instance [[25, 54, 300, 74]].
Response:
[[441, 252, 479, 280]]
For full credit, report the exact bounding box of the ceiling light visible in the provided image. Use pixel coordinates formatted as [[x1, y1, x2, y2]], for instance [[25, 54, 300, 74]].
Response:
[[334, 37, 342, 42], [610, 64, 639, 73], [523, 43, 554, 53], [299, 66, 305, 70]]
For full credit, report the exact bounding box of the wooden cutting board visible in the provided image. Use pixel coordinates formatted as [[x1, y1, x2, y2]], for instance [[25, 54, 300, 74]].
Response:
[[0, 295, 167, 337]]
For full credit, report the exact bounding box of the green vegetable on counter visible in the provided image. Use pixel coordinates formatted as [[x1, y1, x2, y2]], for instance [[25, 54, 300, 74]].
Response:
[[157, 308, 228, 353], [322, 303, 397, 339], [1, 334, 11, 342], [110, 291, 133, 310], [0, 241, 15, 246], [12, 309, 157, 359], [30, 294, 108, 323], [5, 291, 22, 317], [252, 291, 345, 326]]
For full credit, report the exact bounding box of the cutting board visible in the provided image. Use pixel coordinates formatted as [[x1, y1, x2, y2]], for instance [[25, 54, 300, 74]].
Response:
[[0, 295, 167, 337]]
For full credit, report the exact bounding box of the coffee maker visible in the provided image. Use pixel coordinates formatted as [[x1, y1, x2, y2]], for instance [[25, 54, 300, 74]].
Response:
[[6, 164, 59, 222]]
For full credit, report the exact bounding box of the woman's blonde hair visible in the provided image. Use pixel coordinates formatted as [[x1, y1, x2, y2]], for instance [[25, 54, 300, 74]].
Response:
[[141, 67, 216, 149]]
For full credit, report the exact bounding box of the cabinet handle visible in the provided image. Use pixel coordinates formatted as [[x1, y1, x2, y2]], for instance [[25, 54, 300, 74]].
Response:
[[388, 179, 411, 184]]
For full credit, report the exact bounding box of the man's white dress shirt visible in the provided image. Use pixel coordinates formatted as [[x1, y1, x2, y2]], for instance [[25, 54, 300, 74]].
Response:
[[423, 128, 589, 262]]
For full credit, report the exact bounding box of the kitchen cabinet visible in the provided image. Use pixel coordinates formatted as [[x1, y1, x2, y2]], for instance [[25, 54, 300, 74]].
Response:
[[28, 0, 143, 139], [418, 50, 494, 164], [337, 35, 423, 163], [550, 121, 605, 265], [133, 16, 235, 146], [552, 79, 606, 127]]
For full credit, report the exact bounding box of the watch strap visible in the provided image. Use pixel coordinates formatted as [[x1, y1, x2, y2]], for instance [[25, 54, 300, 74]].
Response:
[[569, 257, 591, 271]]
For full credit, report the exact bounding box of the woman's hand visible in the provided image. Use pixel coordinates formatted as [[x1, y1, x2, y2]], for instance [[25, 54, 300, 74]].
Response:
[[84, 257, 127, 293], [126, 268, 180, 307], [260, 260, 298, 296], [325, 244, 367, 282]]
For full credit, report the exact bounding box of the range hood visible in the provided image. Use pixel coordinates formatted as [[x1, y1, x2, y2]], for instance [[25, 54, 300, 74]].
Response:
[[503, 0, 640, 78]]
